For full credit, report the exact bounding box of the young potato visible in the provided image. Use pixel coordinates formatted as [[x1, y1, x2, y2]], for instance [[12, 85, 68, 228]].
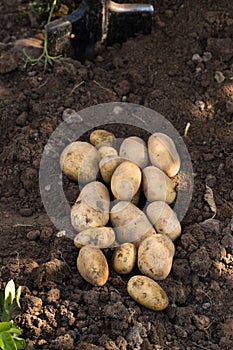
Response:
[[127, 275, 169, 311], [99, 155, 125, 183], [148, 132, 180, 177], [74, 227, 115, 249], [60, 141, 100, 184], [119, 136, 149, 168], [142, 166, 176, 204], [138, 234, 175, 280], [112, 243, 137, 274], [98, 146, 118, 158], [110, 201, 155, 245], [71, 181, 110, 232], [77, 246, 109, 286], [147, 201, 181, 241], [90, 129, 115, 148], [111, 161, 141, 201]]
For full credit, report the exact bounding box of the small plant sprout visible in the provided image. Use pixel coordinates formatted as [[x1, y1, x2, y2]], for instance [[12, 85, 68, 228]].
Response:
[[0, 280, 25, 350], [24, 0, 62, 70], [184, 122, 191, 137]]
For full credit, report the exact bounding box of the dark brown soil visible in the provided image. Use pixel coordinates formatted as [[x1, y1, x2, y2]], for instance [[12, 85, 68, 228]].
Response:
[[0, 1, 233, 349]]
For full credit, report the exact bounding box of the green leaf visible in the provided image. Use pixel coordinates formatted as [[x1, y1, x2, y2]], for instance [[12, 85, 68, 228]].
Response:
[[12, 337, 25, 350], [0, 322, 12, 333], [0, 332, 17, 350]]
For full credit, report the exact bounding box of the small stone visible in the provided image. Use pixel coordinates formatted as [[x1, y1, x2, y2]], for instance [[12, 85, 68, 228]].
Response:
[[214, 71, 225, 84], [195, 100, 205, 111], [45, 184, 51, 191], [27, 230, 40, 241], [192, 53, 202, 63], [202, 51, 212, 62]]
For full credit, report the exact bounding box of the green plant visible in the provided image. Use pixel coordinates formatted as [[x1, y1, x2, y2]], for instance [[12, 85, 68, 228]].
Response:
[[24, 0, 62, 70], [0, 280, 25, 350]]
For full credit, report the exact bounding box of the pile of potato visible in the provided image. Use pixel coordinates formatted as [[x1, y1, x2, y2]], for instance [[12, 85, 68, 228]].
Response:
[[60, 129, 181, 311]]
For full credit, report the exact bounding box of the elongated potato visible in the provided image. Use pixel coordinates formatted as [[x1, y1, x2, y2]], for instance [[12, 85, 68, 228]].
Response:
[[112, 243, 137, 274], [111, 161, 141, 201], [110, 201, 155, 245], [74, 227, 115, 248], [77, 246, 109, 286], [98, 146, 118, 158], [71, 181, 110, 232], [142, 166, 176, 204], [138, 234, 175, 280], [147, 201, 181, 241], [99, 155, 125, 183], [90, 129, 115, 148], [127, 275, 169, 311], [148, 133, 180, 177], [119, 136, 149, 168], [60, 141, 100, 184]]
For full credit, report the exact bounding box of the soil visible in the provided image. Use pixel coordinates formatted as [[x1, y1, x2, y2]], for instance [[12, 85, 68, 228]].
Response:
[[0, 0, 233, 349]]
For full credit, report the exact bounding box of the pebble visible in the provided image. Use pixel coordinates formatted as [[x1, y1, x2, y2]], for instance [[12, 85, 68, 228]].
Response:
[[192, 53, 202, 63], [195, 100, 205, 111], [202, 51, 212, 62], [27, 230, 40, 241]]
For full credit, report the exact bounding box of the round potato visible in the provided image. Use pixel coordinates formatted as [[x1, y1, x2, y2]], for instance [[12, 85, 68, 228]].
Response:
[[148, 132, 180, 177], [119, 136, 149, 168], [111, 161, 141, 201], [74, 227, 115, 248], [138, 234, 175, 280], [127, 275, 169, 311], [60, 141, 100, 184], [98, 146, 118, 158], [110, 201, 155, 245], [90, 129, 115, 148], [77, 246, 109, 286], [112, 243, 137, 274], [147, 201, 181, 241], [71, 181, 110, 232], [142, 166, 176, 204], [99, 155, 125, 183]]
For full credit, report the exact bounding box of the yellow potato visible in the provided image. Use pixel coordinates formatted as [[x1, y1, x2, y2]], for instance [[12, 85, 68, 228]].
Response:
[[99, 156, 125, 183], [148, 132, 180, 177], [142, 166, 176, 204], [110, 201, 155, 245], [119, 136, 149, 168], [98, 146, 118, 158], [74, 227, 115, 249], [111, 161, 141, 201], [112, 243, 137, 274], [147, 201, 181, 241], [127, 275, 169, 311], [60, 141, 100, 184], [90, 129, 115, 148], [77, 246, 109, 286], [138, 234, 175, 280], [71, 181, 110, 232]]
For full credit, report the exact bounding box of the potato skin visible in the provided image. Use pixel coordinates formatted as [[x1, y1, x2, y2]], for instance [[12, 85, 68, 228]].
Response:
[[71, 181, 110, 232], [127, 275, 169, 311], [74, 227, 115, 249], [119, 136, 149, 168], [60, 141, 100, 184], [138, 234, 175, 280], [147, 201, 181, 241], [77, 246, 109, 286], [111, 161, 142, 201], [98, 146, 118, 158], [110, 201, 155, 245], [112, 243, 137, 274], [99, 156, 125, 183], [90, 129, 115, 148], [148, 132, 180, 177], [142, 166, 176, 204]]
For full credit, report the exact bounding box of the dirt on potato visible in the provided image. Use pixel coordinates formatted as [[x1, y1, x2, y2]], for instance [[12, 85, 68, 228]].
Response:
[[0, 0, 233, 349]]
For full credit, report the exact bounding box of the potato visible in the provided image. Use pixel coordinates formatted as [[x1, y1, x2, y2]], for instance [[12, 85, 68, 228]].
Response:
[[112, 243, 137, 274], [77, 246, 109, 286], [99, 155, 125, 183], [60, 141, 100, 184], [138, 234, 175, 280], [148, 132, 180, 177], [90, 129, 115, 148], [131, 189, 141, 206], [71, 181, 110, 232], [74, 227, 115, 248], [98, 146, 118, 158], [110, 201, 155, 245], [147, 201, 181, 241], [111, 161, 141, 200], [119, 136, 148, 168], [127, 275, 169, 311], [142, 166, 176, 204]]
